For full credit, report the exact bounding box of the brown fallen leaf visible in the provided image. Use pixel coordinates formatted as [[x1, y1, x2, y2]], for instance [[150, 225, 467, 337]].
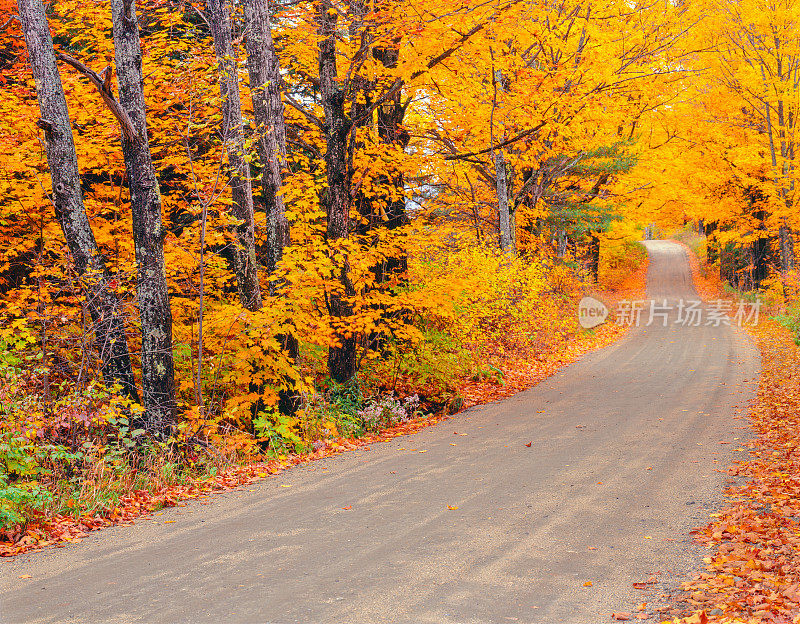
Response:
[[611, 613, 631, 621]]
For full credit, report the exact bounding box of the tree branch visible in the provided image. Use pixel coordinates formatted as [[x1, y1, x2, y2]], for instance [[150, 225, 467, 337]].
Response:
[[284, 92, 324, 128], [349, 1, 522, 130], [444, 122, 547, 161], [56, 52, 139, 144]]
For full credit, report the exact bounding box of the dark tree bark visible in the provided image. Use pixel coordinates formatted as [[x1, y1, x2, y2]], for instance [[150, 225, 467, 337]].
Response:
[[779, 222, 795, 274], [349, 0, 375, 238], [318, 0, 357, 383], [110, 0, 176, 435], [18, 0, 138, 402], [705, 221, 719, 266], [372, 44, 410, 281], [207, 0, 262, 311], [587, 232, 600, 283], [243, 0, 290, 277], [242, 0, 299, 412], [347, 2, 409, 283]]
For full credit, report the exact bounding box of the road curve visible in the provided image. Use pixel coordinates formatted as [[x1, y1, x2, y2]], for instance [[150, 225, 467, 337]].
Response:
[[1, 240, 759, 624]]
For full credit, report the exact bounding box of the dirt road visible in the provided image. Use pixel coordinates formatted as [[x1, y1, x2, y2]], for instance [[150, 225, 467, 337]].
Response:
[[1, 240, 759, 623]]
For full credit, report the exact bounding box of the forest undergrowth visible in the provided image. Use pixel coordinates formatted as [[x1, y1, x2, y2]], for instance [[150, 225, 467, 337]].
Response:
[[0, 237, 648, 557]]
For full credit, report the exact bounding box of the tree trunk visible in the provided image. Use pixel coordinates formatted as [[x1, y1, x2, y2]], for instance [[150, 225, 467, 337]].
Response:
[[491, 66, 514, 256], [242, 0, 299, 412], [207, 0, 261, 311], [495, 150, 514, 254], [588, 232, 600, 283], [243, 0, 290, 278], [779, 222, 795, 274], [318, 0, 357, 384], [110, 0, 176, 435], [346, 3, 408, 285], [556, 229, 567, 259], [18, 0, 138, 402], [373, 44, 410, 281], [751, 210, 768, 289], [705, 221, 718, 265]]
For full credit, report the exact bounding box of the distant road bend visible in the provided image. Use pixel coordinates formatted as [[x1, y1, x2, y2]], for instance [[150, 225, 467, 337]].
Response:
[[1, 240, 759, 624]]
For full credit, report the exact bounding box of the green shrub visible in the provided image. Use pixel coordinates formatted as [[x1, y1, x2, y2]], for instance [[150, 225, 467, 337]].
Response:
[[774, 308, 800, 346], [0, 430, 53, 530]]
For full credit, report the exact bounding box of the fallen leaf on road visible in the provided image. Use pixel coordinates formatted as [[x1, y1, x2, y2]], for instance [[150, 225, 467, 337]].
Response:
[[341, 506, 352, 510], [525, 442, 532, 447], [583, 581, 593, 587], [18, 575, 31, 579], [611, 613, 631, 621], [632, 579, 657, 589], [164, 520, 176, 524], [447, 505, 459, 510]]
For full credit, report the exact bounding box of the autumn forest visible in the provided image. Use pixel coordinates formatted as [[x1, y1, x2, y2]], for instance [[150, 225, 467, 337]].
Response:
[[1, 0, 800, 620]]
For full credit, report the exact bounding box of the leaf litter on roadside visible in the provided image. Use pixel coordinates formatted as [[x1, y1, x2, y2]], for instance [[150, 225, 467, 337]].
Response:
[[659, 253, 800, 624]]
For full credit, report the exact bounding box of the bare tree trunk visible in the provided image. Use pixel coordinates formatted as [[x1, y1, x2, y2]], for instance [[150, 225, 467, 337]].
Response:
[[243, 0, 290, 278], [491, 67, 514, 255], [18, 0, 139, 402], [760, 62, 796, 275], [318, 0, 357, 384], [495, 151, 513, 254], [779, 222, 795, 273], [207, 0, 262, 311], [373, 44, 410, 281], [242, 0, 299, 412], [110, 0, 176, 435], [587, 232, 600, 283], [556, 229, 567, 259]]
